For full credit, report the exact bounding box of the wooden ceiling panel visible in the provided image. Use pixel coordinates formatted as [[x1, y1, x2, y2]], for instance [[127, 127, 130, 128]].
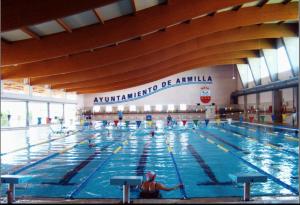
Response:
[[28, 23, 297, 86], [73, 58, 246, 94], [1, 3, 297, 80], [50, 40, 273, 89], [1, 0, 257, 65], [1, 0, 117, 31]]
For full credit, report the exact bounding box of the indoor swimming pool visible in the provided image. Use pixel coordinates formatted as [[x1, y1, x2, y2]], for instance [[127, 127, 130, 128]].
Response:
[[1, 121, 298, 199]]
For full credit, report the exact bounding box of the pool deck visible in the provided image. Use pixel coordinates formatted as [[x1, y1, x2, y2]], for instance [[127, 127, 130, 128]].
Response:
[[1, 196, 298, 204]]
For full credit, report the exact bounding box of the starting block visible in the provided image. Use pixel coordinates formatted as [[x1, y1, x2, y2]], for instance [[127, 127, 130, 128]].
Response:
[[110, 176, 143, 204], [229, 173, 267, 201], [1, 175, 32, 203]]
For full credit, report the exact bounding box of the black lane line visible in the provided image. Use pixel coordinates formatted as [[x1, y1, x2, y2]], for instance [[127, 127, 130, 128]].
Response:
[[136, 142, 151, 176], [200, 129, 249, 154], [187, 144, 233, 186], [42, 143, 114, 185]]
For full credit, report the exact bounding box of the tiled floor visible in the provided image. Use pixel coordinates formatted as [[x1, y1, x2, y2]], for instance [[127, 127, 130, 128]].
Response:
[[1, 196, 298, 204]]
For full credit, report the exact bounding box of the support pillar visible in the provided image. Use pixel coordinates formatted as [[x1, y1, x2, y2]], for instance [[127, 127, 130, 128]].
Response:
[[256, 93, 260, 122], [272, 90, 282, 123], [293, 87, 299, 128], [47, 102, 50, 120], [63, 104, 65, 120], [26, 101, 29, 127], [244, 95, 248, 120]]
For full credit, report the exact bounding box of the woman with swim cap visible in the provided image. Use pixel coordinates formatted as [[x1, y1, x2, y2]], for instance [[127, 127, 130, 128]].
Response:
[[139, 171, 182, 198]]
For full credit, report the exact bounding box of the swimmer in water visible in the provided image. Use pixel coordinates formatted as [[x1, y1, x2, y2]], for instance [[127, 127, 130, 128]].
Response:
[[88, 139, 96, 148], [150, 130, 155, 137]]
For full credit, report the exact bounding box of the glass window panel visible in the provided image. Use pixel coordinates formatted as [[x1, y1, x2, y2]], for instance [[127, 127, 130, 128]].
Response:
[[32, 86, 50, 97], [237, 64, 254, 86], [49, 103, 63, 122], [155, 104, 162, 111], [1, 101, 26, 127], [248, 58, 261, 84], [263, 49, 278, 80], [129, 105, 136, 112], [180, 104, 187, 111], [65, 104, 77, 126], [144, 105, 151, 112], [277, 45, 292, 73], [167, 104, 175, 111], [2, 80, 29, 95], [105, 105, 112, 113], [283, 37, 299, 74], [117, 105, 124, 111], [248, 57, 270, 85], [93, 105, 101, 112], [28, 102, 48, 125], [66, 92, 77, 100]]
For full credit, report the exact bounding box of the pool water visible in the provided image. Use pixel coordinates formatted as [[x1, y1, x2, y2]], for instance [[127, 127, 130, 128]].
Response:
[[1, 121, 299, 199]]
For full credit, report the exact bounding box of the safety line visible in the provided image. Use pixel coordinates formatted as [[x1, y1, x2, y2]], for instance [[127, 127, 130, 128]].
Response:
[[165, 133, 188, 199], [195, 131, 299, 195], [233, 120, 299, 132], [187, 144, 232, 186], [136, 142, 151, 176], [11, 133, 97, 175], [1, 129, 81, 156], [42, 142, 117, 185], [66, 139, 129, 199], [223, 125, 298, 157]]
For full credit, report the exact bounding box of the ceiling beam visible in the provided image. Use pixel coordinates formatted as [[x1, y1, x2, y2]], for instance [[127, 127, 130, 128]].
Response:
[[1, 0, 256, 66], [71, 58, 247, 93], [30, 24, 286, 86], [282, 0, 292, 4], [1, 38, 12, 45], [1, 3, 297, 80], [92, 9, 104, 25], [50, 40, 274, 89], [130, 0, 137, 14], [232, 4, 243, 11], [1, 0, 117, 31], [20, 27, 40, 40], [56, 18, 72, 33], [52, 50, 260, 90], [256, 0, 269, 7], [22, 23, 299, 85]]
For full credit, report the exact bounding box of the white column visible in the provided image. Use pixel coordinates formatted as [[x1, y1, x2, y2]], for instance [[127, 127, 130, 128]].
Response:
[[26, 101, 29, 127]]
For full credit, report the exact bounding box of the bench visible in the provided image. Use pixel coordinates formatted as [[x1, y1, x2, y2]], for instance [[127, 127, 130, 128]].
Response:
[[229, 173, 267, 201], [1, 175, 32, 204], [110, 176, 143, 204]]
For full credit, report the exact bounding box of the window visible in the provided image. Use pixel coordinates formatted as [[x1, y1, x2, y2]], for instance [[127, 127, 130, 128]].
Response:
[[51, 89, 65, 98], [93, 105, 101, 112], [237, 64, 254, 86], [117, 105, 124, 111], [283, 37, 299, 74], [180, 104, 187, 111], [1, 101, 26, 127], [28, 102, 48, 125], [129, 105, 136, 112], [50, 103, 63, 122], [277, 46, 292, 73], [155, 104, 163, 112], [247, 57, 270, 85], [2, 80, 29, 95], [144, 105, 151, 112], [263, 49, 278, 80], [105, 105, 112, 113], [32, 85, 50, 97], [167, 104, 175, 111], [66, 92, 77, 100], [65, 104, 77, 125]]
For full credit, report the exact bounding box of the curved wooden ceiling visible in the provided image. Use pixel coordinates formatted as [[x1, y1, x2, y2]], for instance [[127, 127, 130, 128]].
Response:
[[1, 0, 299, 94]]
